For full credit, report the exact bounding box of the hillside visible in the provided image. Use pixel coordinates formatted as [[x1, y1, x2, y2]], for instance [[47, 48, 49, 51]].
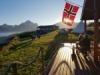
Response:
[[55, 22, 84, 33], [0, 30, 79, 75], [0, 30, 59, 75]]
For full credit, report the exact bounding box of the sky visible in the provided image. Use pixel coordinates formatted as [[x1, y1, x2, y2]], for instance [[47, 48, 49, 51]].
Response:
[[0, 0, 84, 25]]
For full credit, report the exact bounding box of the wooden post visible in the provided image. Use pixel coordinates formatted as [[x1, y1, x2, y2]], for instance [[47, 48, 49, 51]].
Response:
[[93, 0, 100, 66], [39, 47, 44, 74], [0, 46, 3, 51], [12, 62, 18, 75]]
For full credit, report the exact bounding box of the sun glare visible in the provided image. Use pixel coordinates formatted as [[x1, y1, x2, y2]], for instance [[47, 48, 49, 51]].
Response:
[[64, 18, 72, 23]]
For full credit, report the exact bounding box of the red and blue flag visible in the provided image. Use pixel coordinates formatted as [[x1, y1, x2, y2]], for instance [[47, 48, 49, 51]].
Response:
[[62, 2, 79, 27]]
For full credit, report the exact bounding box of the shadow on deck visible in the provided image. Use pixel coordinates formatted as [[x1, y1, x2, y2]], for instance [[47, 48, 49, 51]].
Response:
[[45, 43, 100, 75]]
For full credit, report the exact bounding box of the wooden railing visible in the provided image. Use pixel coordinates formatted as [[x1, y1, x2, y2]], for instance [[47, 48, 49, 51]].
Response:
[[90, 41, 100, 62], [98, 43, 100, 61], [43, 43, 63, 75], [3, 41, 100, 75]]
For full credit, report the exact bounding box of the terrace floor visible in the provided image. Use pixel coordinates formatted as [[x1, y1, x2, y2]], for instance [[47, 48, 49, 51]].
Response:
[[48, 43, 100, 75]]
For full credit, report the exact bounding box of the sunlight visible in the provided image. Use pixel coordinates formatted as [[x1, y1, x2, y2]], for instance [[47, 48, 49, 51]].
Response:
[[58, 43, 76, 62], [49, 43, 95, 75], [49, 43, 76, 75], [64, 43, 76, 48], [64, 18, 73, 24]]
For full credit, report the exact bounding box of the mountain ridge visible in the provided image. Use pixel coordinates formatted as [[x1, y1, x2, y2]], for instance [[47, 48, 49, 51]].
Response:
[[0, 20, 38, 32]]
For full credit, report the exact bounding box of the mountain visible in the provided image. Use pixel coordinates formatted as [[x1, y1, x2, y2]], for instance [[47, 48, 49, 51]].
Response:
[[0, 20, 38, 32], [73, 21, 85, 33], [55, 21, 84, 33]]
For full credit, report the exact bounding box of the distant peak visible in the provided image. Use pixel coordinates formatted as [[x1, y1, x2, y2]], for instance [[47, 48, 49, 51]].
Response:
[[20, 20, 35, 26], [2, 23, 8, 26], [24, 20, 33, 24], [25, 20, 32, 23]]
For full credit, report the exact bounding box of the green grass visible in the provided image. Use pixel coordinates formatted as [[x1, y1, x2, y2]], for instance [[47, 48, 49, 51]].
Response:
[[0, 30, 59, 75], [0, 30, 79, 75]]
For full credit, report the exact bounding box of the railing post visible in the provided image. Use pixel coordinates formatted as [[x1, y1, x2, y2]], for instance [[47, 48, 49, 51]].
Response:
[[39, 47, 45, 74], [0, 46, 3, 51], [11, 62, 18, 75]]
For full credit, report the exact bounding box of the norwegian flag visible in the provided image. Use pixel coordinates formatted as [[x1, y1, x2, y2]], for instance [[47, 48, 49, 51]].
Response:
[[62, 2, 79, 27]]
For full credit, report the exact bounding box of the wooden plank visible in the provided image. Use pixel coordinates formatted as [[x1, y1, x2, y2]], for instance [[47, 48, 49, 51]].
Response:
[[48, 43, 100, 75]]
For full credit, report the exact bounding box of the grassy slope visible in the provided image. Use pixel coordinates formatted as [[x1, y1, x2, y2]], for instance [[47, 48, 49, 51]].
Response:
[[0, 30, 79, 75], [0, 30, 59, 75]]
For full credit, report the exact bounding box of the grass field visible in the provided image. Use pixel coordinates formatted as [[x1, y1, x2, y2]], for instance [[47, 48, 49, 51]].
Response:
[[0, 30, 79, 75]]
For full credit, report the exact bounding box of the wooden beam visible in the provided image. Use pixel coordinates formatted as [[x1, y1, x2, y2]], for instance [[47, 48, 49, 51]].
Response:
[[93, 0, 100, 66]]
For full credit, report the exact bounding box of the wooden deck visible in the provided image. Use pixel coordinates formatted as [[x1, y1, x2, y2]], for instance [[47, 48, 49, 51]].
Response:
[[48, 43, 100, 75]]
